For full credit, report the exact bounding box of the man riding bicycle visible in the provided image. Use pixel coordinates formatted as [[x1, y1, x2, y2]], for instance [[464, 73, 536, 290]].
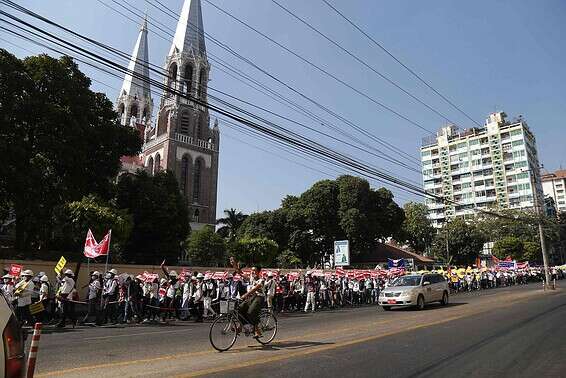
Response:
[[228, 257, 269, 338], [238, 266, 265, 338]]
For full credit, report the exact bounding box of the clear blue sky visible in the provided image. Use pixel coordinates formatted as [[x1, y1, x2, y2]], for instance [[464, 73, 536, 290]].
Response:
[[2, 0, 565, 218]]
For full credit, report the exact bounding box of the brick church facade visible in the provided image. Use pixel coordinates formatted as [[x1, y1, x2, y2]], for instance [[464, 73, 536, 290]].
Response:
[[117, 0, 219, 229]]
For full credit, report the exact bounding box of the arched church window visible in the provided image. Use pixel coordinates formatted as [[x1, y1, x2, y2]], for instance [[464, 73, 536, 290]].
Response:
[[197, 68, 206, 98], [147, 156, 154, 175], [180, 155, 189, 195], [154, 153, 161, 173], [142, 107, 149, 120], [184, 64, 193, 94], [179, 111, 191, 135], [167, 63, 178, 95], [193, 159, 202, 203], [193, 209, 200, 223], [130, 104, 139, 122]]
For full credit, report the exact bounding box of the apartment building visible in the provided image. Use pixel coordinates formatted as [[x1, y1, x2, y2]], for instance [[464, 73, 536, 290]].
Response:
[[542, 170, 566, 213], [421, 112, 543, 227]]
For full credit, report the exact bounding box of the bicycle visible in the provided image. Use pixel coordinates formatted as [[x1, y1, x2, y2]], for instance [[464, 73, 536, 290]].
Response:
[[209, 299, 277, 352]]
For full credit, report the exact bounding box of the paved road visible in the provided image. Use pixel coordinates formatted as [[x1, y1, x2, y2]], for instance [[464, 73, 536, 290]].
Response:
[[32, 284, 566, 377]]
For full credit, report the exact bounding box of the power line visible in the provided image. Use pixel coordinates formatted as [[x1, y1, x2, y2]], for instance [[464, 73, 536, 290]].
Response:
[[320, 0, 482, 128], [270, 0, 459, 127]]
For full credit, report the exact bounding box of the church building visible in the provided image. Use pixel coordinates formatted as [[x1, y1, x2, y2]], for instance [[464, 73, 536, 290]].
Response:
[[117, 0, 220, 230]]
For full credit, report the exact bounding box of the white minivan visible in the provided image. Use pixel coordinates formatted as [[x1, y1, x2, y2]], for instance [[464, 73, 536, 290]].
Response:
[[0, 292, 25, 377], [379, 273, 449, 311]]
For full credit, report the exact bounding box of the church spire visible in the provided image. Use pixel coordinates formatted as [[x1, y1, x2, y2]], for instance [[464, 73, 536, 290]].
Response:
[[117, 16, 153, 127], [121, 16, 151, 99], [169, 0, 206, 57]]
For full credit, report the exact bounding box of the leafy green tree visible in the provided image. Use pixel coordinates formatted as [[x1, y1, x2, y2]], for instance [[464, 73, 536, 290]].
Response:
[[230, 237, 278, 267], [185, 225, 227, 266], [492, 236, 524, 260], [216, 208, 248, 240], [396, 202, 434, 253], [276, 249, 302, 268], [116, 170, 190, 264], [0, 50, 141, 251], [432, 218, 486, 265], [523, 241, 542, 263]]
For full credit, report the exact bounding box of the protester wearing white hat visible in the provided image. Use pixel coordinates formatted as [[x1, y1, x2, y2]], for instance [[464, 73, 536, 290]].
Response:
[[265, 272, 277, 310], [13, 269, 35, 325], [81, 271, 102, 325], [1, 274, 14, 303], [39, 275, 52, 322], [191, 272, 205, 322], [202, 274, 217, 319], [56, 269, 76, 328], [102, 268, 119, 324]]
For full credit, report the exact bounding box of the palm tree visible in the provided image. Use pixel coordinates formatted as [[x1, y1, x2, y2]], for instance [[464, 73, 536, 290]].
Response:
[[216, 208, 248, 240]]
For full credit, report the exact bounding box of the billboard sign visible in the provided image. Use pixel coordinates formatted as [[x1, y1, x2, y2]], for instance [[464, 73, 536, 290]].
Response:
[[334, 240, 350, 267]]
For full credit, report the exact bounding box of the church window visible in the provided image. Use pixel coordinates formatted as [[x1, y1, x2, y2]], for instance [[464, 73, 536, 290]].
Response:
[[180, 111, 191, 135], [195, 114, 202, 140], [167, 63, 178, 95], [184, 64, 193, 94], [154, 153, 161, 173], [193, 209, 200, 223], [147, 156, 154, 175], [193, 159, 202, 203], [197, 68, 206, 98], [129, 104, 139, 124], [180, 155, 189, 195]]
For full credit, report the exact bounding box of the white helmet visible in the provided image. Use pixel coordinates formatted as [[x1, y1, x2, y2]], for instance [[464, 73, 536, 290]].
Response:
[[160, 278, 167, 285], [22, 270, 34, 277], [169, 270, 178, 278], [267, 272, 274, 277], [2, 274, 12, 279], [64, 269, 74, 276], [40, 275, 49, 282], [196, 273, 204, 279], [306, 271, 312, 276], [92, 271, 100, 277], [108, 269, 118, 275]]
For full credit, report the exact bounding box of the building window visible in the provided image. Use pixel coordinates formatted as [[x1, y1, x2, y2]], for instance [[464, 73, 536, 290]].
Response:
[[193, 209, 200, 223], [180, 156, 189, 195], [197, 68, 206, 99], [193, 159, 202, 203], [180, 111, 190, 135], [167, 63, 178, 94], [154, 154, 161, 173], [147, 156, 154, 175], [195, 114, 202, 140], [183, 64, 193, 94]]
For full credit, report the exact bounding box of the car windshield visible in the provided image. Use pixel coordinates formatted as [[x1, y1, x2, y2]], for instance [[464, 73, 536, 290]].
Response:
[[391, 276, 422, 287]]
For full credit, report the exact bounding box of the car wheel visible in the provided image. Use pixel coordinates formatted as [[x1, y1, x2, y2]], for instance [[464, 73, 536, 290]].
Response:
[[382, 306, 392, 311], [441, 291, 449, 306], [416, 295, 425, 311]]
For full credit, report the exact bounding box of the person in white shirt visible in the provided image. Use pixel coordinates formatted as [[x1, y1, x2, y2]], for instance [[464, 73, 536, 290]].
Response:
[[102, 269, 119, 324], [1, 274, 14, 303], [264, 272, 277, 310], [14, 270, 35, 324], [56, 269, 76, 328], [82, 271, 101, 324], [191, 273, 204, 322], [39, 275, 52, 322]]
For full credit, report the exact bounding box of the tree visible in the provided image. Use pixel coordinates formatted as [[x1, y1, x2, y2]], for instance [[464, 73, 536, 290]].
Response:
[[230, 237, 278, 267], [185, 226, 227, 267], [116, 170, 190, 264], [0, 51, 141, 251], [276, 249, 302, 268], [492, 236, 524, 260], [216, 208, 248, 240], [396, 202, 434, 253], [432, 218, 486, 265]]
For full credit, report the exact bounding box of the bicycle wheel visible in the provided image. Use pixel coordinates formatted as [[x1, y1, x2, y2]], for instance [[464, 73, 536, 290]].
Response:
[[256, 310, 277, 345], [209, 315, 238, 352]]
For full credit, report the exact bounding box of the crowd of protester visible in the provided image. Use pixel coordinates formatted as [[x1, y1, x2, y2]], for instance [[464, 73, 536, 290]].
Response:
[[0, 263, 564, 328]]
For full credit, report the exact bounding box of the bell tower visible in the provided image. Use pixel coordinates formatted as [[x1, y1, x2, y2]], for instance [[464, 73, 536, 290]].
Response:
[[116, 17, 153, 132], [143, 0, 220, 229]]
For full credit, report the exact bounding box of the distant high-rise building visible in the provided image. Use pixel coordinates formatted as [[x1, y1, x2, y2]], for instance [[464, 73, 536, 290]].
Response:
[[542, 170, 566, 213], [421, 112, 543, 227], [116, 0, 220, 230]]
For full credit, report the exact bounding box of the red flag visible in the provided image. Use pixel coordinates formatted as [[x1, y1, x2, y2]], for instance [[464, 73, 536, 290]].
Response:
[[83, 229, 111, 258], [9, 264, 22, 278], [96, 230, 111, 255]]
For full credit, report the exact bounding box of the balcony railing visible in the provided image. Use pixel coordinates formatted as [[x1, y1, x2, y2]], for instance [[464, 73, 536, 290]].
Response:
[[174, 133, 217, 151]]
